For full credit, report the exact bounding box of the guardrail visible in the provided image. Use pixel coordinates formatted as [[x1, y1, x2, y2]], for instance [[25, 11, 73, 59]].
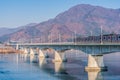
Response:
[[8, 42, 120, 46]]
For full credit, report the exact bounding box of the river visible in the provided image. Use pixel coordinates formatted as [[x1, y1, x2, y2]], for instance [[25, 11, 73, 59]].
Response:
[[0, 51, 120, 80]]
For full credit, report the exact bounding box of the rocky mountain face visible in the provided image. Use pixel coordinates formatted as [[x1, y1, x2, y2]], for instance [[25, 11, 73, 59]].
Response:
[[1, 4, 120, 43]]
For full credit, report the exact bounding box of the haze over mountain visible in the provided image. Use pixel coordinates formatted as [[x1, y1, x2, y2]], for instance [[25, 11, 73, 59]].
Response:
[[0, 23, 37, 37], [0, 4, 120, 43], [0, 28, 17, 37]]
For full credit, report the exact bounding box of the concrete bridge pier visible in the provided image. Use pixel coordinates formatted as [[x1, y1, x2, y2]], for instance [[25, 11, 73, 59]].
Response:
[[29, 49, 38, 63], [38, 50, 45, 58], [16, 44, 19, 50], [29, 48, 36, 62], [30, 49, 34, 56], [85, 54, 107, 71], [38, 49, 49, 59], [52, 51, 67, 62], [20, 48, 27, 58]]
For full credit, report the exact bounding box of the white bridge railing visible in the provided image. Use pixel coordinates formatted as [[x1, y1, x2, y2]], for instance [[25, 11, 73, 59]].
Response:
[[9, 42, 120, 46]]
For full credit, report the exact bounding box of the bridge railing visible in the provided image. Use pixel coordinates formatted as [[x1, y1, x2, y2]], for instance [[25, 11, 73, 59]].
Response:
[[8, 41, 120, 46]]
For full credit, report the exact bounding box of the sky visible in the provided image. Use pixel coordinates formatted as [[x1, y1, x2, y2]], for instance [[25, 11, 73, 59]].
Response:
[[0, 0, 120, 28]]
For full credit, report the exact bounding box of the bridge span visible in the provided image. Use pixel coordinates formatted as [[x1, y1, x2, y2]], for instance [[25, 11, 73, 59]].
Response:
[[11, 42, 120, 71]]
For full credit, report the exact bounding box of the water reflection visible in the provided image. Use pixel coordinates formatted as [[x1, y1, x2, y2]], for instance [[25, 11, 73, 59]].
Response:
[[86, 70, 103, 80], [30, 55, 34, 62], [24, 53, 28, 60], [54, 62, 67, 75], [0, 51, 119, 80], [39, 58, 47, 67], [29, 55, 38, 63]]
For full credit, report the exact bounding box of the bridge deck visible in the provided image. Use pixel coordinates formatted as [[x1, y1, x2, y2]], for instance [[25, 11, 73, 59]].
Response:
[[13, 42, 120, 46]]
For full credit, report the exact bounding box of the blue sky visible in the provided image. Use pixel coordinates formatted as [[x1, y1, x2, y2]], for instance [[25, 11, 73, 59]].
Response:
[[0, 0, 120, 28]]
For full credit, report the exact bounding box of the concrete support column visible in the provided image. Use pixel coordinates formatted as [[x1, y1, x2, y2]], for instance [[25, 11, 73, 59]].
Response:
[[29, 48, 38, 63], [16, 44, 19, 50], [29, 48, 34, 62], [24, 48, 28, 54], [53, 51, 62, 62], [53, 51, 67, 62], [30, 49, 34, 56], [85, 54, 107, 71], [38, 50, 45, 58]]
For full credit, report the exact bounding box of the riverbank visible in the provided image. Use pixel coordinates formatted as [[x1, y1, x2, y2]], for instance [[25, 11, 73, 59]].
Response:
[[0, 46, 19, 53]]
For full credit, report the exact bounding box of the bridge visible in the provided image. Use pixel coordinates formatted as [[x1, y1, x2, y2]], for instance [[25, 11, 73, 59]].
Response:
[[11, 42, 120, 71]]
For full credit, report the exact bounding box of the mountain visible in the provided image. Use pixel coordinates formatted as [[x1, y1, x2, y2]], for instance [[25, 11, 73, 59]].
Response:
[[1, 4, 120, 42], [0, 28, 17, 37], [0, 23, 37, 37], [0, 23, 37, 42]]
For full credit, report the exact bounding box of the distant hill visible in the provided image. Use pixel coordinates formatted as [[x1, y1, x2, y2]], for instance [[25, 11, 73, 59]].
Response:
[[0, 28, 18, 37], [1, 4, 120, 42], [0, 23, 37, 42]]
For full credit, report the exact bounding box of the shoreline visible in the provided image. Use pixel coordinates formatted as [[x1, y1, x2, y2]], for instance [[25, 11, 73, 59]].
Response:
[[0, 47, 19, 53]]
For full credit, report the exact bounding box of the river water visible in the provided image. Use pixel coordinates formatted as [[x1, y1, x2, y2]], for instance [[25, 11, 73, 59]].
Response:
[[0, 52, 120, 80]]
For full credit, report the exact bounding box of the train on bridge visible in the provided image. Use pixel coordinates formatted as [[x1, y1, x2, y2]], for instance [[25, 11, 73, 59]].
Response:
[[76, 33, 120, 43]]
